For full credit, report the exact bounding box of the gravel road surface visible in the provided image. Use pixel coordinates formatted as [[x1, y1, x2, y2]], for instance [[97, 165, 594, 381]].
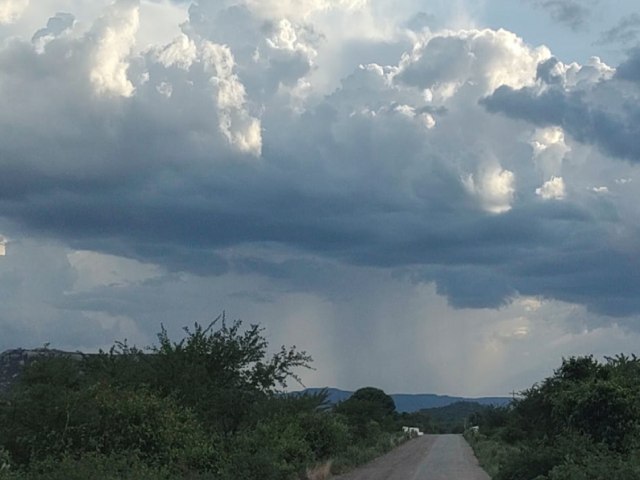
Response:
[[333, 434, 490, 480]]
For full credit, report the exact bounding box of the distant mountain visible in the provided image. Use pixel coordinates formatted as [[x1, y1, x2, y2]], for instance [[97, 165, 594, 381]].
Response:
[[391, 393, 510, 413], [297, 387, 510, 413], [300, 388, 353, 404], [1, 351, 512, 413]]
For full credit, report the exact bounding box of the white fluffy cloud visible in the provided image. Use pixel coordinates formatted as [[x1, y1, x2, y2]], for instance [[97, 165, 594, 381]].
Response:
[[201, 42, 262, 155], [536, 176, 566, 199], [152, 33, 197, 70], [89, 0, 140, 97], [463, 166, 516, 214], [530, 127, 569, 177], [396, 28, 551, 96]]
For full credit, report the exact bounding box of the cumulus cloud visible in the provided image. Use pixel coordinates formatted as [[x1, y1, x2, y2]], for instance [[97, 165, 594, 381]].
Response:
[[463, 166, 516, 214], [395, 28, 550, 96], [1, 4, 638, 318], [89, 0, 140, 97], [481, 55, 639, 163], [530, 127, 570, 177], [151, 33, 197, 70], [536, 176, 566, 199], [201, 42, 262, 155]]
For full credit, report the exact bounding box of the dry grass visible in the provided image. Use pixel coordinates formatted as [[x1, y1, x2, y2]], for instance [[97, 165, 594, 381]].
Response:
[[305, 460, 333, 480]]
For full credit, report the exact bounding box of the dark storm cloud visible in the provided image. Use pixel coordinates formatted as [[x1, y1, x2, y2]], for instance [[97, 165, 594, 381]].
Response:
[[2, 3, 640, 322], [402, 200, 639, 315], [480, 67, 640, 162], [7, 146, 637, 317]]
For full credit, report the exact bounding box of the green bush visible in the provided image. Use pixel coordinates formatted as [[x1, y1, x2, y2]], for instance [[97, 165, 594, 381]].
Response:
[[299, 412, 349, 460], [88, 385, 218, 470], [4, 452, 174, 480], [0, 317, 410, 479], [330, 431, 405, 474], [0, 356, 97, 464], [335, 387, 396, 434], [548, 459, 640, 480], [465, 433, 520, 479], [495, 444, 564, 480], [469, 355, 640, 480], [222, 418, 312, 480], [0, 373, 219, 473]]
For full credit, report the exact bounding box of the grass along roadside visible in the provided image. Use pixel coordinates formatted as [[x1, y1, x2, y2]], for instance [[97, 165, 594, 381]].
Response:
[[464, 431, 520, 479], [303, 431, 408, 479], [330, 431, 408, 475]]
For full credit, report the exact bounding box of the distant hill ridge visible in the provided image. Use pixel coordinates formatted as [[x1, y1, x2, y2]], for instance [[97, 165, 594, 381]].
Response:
[[299, 387, 510, 413], [1, 350, 511, 411]]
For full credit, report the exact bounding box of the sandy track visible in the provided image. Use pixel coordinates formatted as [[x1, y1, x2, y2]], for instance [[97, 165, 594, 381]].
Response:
[[332, 434, 490, 480]]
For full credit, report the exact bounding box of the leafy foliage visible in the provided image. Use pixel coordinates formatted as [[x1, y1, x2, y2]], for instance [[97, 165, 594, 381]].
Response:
[[468, 354, 640, 480], [0, 314, 406, 479], [335, 386, 396, 435]]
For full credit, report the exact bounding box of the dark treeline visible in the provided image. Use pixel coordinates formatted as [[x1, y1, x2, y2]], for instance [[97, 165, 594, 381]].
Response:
[[0, 315, 424, 479], [467, 355, 640, 479], [421, 401, 492, 433]]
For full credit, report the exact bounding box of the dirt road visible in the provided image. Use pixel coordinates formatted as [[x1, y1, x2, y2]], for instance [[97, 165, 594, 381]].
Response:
[[333, 434, 490, 480]]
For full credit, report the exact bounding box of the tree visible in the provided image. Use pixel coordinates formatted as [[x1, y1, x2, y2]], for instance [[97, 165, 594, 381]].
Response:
[[149, 314, 312, 434], [0, 314, 316, 477], [84, 314, 313, 436], [349, 387, 396, 416], [335, 387, 396, 437]]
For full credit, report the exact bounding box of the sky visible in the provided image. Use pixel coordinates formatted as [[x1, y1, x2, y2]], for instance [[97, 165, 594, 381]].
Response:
[[1, 0, 640, 397]]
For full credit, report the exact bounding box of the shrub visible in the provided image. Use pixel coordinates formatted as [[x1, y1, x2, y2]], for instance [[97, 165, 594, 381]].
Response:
[[465, 432, 520, 479], [299, 412, 349, 460], [2, 452, 181, 480], [548, 452, 640, 480], [495, 443, 563, 480]]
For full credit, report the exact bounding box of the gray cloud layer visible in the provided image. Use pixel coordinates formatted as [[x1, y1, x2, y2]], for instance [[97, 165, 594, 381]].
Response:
[[598, 13, 640, 46], [527, 0, 595, 30], [1, 0, 640, 326]]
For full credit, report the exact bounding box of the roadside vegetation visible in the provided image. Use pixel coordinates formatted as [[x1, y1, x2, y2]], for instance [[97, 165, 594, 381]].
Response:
[[0, 314, 414, 479], [465, 355, 640, 479]]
